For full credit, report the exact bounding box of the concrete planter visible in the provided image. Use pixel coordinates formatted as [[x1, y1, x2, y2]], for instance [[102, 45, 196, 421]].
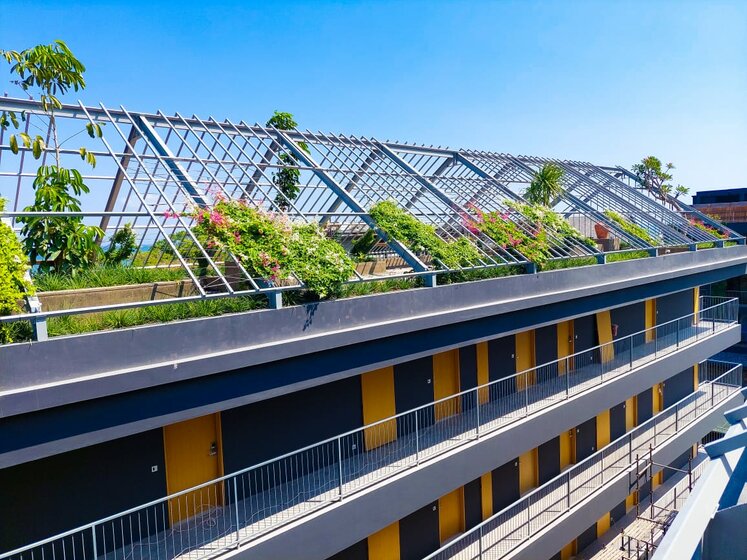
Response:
[[37, 281, 199, 312]]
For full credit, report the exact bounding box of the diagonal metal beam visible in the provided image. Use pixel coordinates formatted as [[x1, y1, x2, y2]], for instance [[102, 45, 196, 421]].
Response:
[[273, 129, 431, 276], [403, 155, 455, 210], [133, 115, 207, 207], [320, 147, 382, 225], [98, 125, 140, 241]]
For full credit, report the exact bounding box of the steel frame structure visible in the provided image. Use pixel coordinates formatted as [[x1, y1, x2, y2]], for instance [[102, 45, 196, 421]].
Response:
[[0, 96, 741, 333]]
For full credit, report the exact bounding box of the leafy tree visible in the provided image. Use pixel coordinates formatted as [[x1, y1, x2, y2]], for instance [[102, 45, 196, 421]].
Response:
[[0, 40, 104, 274], [631, 156, 689, 207], [103, 223, 137, 265], [265, 111, 310, 211], [524, 164, 565, 206], [0, 198, 34, 343]]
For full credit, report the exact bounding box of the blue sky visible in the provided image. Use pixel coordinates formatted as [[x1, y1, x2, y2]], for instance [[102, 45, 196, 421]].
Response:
[[2, 0, 746, 195]]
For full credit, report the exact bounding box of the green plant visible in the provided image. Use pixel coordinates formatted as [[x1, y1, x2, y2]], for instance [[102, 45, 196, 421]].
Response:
[[0, 198, 34, 343], [604, 210, 658, 246], [524, 164, 565, 206], [1, 40, 104, 274], [266, 111, 310, 211], [192, 201, 355, 298], [33, 265, 186, 292], [369, 200, 481, 268], [631, 156, 689, 208], [103, 224, 137, 265], [506, 201, 596, 248]]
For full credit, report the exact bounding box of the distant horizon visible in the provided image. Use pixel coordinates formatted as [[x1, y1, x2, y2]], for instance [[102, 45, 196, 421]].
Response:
[[1, 0, 745, 198]]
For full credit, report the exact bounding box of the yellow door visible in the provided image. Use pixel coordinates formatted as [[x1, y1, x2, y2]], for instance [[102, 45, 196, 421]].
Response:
[[361, 367, 397, 450], [596, 311, 614, 362], [645, 299, 657, 342], [557, 321, 574, 374], [597, 512, 611, 538], [694, 363, 699, 390], [693, 287, 700, 325], [597, 409, 611, 450], [625, 397, 636, 431], [163, 414, 223, 524], [560, 430, 573, 469], [480, 473, 493, 520], [519, 448, 538, 494], [652, 383, 664, 487], [476, 342, 490, 405], [439, 488, 465, 543], [368, 521, 400, 560], [433, 350, 461, 420], [515, 330, 536, 390], [560, 542, 574, 560]]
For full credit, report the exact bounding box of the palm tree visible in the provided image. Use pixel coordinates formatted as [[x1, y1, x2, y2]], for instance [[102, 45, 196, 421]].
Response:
[[525, 164, 565, 207]]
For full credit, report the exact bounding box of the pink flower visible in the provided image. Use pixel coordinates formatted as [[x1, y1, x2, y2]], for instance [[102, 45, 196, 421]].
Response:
[[500, 212, 509, 220], [209, 210, 227, 227], [233, 232, 241, 243], [163, 210, 180, 219], [259, 251, 271, 267]]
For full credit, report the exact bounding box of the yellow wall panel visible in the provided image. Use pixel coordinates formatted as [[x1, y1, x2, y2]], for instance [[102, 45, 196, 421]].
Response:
[[694, 287, 700, 324], [515, 330, 536, 390], [645, 299, 657, 342], [439, 488, 465, 544], [653, 383, 663, 414], [626, 491, 638, 510], [481, 473, 493, 520], [625, 397, 637, 431], [368, 521, 400, 560], [476, 342, 489, 405], [560, 542, 574, 560], [560, 430, 573, 469], [597, 409, 611, 450], [597, 512, 611, 538], [519, 448, 538, 494], [433, 350, 461, 420], [361, 367, 397, 450], [596, 311, 615, 362], [694, 362, 699, 390]]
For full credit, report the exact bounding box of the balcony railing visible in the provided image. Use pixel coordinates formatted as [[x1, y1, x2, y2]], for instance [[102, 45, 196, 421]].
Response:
[[0, 298, 738, 560], [423, 360, 742, 560]]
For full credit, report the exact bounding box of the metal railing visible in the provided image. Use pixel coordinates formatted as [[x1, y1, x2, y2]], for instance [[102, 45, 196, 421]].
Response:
[[423, 360, 742, 560], [0, 298, 738, 560]]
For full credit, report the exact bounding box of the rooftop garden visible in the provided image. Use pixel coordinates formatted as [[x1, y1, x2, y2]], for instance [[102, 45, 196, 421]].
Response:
[[0, 41, 739, 343]]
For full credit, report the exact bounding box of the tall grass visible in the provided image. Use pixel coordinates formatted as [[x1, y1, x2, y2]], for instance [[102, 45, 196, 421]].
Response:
[[33, 265, 188, 292]]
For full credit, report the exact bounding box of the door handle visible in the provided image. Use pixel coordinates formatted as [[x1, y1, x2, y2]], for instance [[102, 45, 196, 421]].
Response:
[[209, 441, 218, 456]]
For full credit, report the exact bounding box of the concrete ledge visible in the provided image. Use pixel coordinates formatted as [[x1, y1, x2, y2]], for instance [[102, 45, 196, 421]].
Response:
[[1, 248, 744, 418], [225, 328, 739, 560], [506, 390, 745, 560]]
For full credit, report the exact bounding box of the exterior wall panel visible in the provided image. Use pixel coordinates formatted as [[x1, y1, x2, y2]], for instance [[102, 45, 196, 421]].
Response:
[[399, 502, 439, 560]]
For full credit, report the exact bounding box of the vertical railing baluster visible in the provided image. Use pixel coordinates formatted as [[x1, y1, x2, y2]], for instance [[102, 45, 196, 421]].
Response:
[[233, 477, 241, 542], [337, 437, 344, 499], [415, 411, 420, 465], [91, 526, 97, 560], [475, 388, 480, 439]]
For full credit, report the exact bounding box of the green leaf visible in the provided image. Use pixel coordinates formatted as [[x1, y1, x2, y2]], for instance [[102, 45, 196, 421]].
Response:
[[19, 132, 31, 148], [86, 123, 94, 138], [9, 134, 18, 154], [32, 138, 42, 159]]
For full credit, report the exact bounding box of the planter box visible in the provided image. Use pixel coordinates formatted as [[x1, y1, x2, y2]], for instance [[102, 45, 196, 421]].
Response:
[[595, 238, 621, 252], [37, 281, 199, 312]]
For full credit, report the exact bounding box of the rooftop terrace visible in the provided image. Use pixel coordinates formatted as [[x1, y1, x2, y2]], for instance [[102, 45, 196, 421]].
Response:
[[0, 97, 742, 342]]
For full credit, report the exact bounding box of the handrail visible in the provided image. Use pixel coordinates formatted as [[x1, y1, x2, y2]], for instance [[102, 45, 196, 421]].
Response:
[[423, 360, 743, 560], [0, 298, 738, 560]]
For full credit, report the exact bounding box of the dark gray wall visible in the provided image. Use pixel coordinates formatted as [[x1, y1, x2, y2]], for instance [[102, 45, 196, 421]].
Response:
[[221, 377, 363, 475], [637, 388, 654, 424], [611, 302, 646, 339], [399, 501, 439, 560], [492, 459, 520, 513], [657, 289, 695, 325], [0, 430, 166, 552], [464, 478, 483, 530], [664, 368, 695, 408], [610, 402, 627, 441], [575, 417, 597, 463], [538, 437, 561, 485], [327, 540, 368, 560]]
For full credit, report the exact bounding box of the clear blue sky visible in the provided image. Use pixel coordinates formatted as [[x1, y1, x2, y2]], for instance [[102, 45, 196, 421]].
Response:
[[2, 0, 745, 195]]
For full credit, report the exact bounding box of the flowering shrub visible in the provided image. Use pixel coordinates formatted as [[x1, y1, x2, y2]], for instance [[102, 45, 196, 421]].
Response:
[[464, 201, 593, 267], [368, 200, 481, 269], [603, 211, 658, 246], [191, 200, 355, 298], [689, 218, 727, 239], [0, 198, 34, 343]]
